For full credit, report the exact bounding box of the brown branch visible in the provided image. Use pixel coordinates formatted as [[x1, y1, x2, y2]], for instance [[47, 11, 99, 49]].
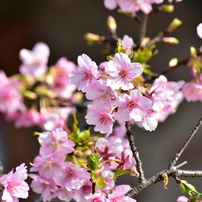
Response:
[[139, 13, 149, 45], [126, 116, 202, 198], [125, 121, 146, 183], [168, 116, 202, 169], [126, 168, 202, 197]]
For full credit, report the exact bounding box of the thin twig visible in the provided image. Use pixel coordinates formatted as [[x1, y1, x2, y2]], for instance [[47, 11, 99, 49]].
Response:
[[168, 116, 202, 169], [125, 121, 146, 183], [139, 13, 148, 45]]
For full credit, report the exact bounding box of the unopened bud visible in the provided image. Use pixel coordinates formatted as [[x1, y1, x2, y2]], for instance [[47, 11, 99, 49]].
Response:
[[190, 46, 197, 56], [167, 18, 182, 32], [107, 16, 117, 33], [84, 33, 103, 45], [160, 5, 174, 13], [162, 37, 179, 44], [169, 58, 178, 67]]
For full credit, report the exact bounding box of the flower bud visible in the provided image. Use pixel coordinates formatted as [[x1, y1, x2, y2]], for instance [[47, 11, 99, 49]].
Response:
[[169, 58, 178, 67], [107, 16, 117, 33], [160, 4, 175, 12], [167, 18, 182, 32], [162, 37, 179, 44]]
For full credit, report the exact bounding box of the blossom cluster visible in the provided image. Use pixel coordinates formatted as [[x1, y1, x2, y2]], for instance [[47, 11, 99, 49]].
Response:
[[69, 51, 185, 135], [0, 163, 29, 202], [104, 0, 183, 14], [0, 43, 77, 131], [29, 127, 137, 202]]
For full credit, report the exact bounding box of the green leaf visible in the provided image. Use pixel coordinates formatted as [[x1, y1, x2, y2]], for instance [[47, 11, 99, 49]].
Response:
[[88, 152, 101, 171], [112, 169, 134, 179]]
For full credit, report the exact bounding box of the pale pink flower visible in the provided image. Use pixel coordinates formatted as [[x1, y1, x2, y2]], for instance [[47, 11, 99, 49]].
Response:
[[55, 187, 74, 202], [56, 57, 76, 74], [73, 179, 92, 202], [85, 193, 108, 202], [19, 42, 50, 78], [69, 54, 99, 92], [0, 163, 29, 202], [54, 162, 90, 191], [14, 108, 40, 128], [176, 195, 189, 202], [182, 81, 202, 102], [95, 137, 123, 167], [115, 148, 136, 170], [85, 105, 114, 135], [0, 84, 24, 116], [39, 106, 75, 131], [38, 128, 75, 157], [104, 0, 118, 10], [115, 89, 152, 123], [29, 174, 57, 202], [85, 79, 117, 108], [148, 75, 184, 122], [197, 23, 202, 39], [122, 35, 134, 55], [108, 185, 136, 202], [30, 154, 64, 179], [136, 110, 158, 131], [105, 52, 143, 90], [118, 0, 163, 14], [47, 57, 77, 99]]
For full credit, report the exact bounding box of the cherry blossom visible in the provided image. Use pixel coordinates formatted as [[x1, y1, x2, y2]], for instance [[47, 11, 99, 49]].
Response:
[[38, 128, 75, 157], [0, 163, 29, 202], [85, 105, 114, 135], [69, 54, 99, 92], [85, 79, 118, 108], [197, 23, 202, 39], [182, 81, 202, 102], [105, 53, 143, 90], [108, 185, 136, 202], [115, 89, 153, 124], [19, 42, 50, 78], [95, 137, 123, 166]]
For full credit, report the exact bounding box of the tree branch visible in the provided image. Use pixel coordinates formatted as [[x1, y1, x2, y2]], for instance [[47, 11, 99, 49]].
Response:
[[169, 116, 202, 169], [126, 116, 202, 198], [125, 122, 146, 183]]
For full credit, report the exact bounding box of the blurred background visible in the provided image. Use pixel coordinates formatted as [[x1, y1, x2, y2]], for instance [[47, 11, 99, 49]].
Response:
[[0, 0, 202, 201]]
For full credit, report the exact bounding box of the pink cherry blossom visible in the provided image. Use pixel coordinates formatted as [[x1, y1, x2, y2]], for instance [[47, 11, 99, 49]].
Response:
[[30, 154, 64, 179], [108, 185, 136, 202], [95, 137, 123, 167], [69, 54, 99, 92], [0, 163, 29, 202], [115, 148, 136, 170], [115, 89, 152, 123], [197, 23, 202, 39], [85, 105, 114, 135], [182, 81, 202, 102], [38, 128, 75, 157], [85, 192, 108, 202], [47, 57, 77, 99], [147, 75, 185, 122], [176, 195, 189, 202], [39, 106, 75, 131], [104, 0, 118, 10], [73, 179, 92, 202], [105, 52, 143, 90], [85, 79, 117, 108], [29, 174, 57, 202], [54, 162, 90, 191], [136, 110, 158, 131], [19, 42, 50, 78], [14, 108, 40, 128], [0, 84, 25, 116], [122, 35, 134, 55]]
